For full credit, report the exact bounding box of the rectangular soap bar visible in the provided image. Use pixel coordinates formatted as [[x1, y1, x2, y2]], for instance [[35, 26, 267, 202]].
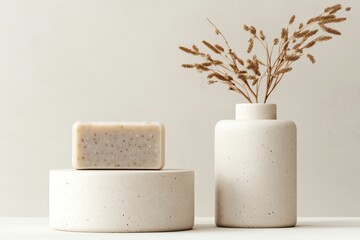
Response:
[[72, 122, 165, 169]]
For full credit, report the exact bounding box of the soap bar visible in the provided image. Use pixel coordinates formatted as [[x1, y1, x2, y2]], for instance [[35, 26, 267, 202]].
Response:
[[72, 122, 165, 169]]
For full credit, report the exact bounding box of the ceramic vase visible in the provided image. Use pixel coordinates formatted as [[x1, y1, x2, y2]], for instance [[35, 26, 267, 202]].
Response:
[[215, 103, 296, 227]]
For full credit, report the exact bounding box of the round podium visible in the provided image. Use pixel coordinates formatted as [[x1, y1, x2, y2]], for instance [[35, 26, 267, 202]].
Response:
[[49, 169, 194, 232]]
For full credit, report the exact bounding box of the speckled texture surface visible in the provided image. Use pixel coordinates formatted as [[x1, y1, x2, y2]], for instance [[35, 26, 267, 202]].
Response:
[[215, 104, 297, 228], [72, 122, 165, 169], [49, 169, 194, 232]]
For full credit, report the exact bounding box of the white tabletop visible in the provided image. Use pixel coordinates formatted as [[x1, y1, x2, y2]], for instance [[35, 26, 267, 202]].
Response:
[[1, 217, 360, 240]]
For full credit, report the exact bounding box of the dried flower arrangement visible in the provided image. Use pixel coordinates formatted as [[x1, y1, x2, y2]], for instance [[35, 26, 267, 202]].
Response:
[[179, 4, 351, 103]]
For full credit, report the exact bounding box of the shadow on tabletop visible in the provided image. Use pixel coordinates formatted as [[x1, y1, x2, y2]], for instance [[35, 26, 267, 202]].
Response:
[[192, 219, 360, 231]]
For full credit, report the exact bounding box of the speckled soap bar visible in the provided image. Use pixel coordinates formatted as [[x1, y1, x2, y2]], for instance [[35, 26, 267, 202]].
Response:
[[72, 122, 165, 169]]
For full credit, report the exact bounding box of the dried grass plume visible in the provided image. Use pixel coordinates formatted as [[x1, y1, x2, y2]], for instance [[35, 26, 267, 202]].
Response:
[[179, 3, 351, 103]]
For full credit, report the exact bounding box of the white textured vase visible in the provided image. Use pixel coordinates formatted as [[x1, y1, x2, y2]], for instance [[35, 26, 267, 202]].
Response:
[[215, 103, 296, 227]]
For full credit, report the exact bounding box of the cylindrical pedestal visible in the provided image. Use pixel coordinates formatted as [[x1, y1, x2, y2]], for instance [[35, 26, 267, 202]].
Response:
[[215, 104, 296, 227], [49, 169, 194, 232]]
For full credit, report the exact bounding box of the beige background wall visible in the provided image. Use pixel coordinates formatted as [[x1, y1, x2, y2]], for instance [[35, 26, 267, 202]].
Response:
[[0, 0, 359, 217]]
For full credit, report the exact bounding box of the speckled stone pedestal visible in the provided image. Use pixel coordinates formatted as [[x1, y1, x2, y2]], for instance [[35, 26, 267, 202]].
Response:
[[215, 104, 297, 228], [49, 169, 194, 232]]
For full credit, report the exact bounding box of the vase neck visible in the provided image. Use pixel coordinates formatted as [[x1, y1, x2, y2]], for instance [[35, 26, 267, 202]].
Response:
[[236, 104, 277, 120]]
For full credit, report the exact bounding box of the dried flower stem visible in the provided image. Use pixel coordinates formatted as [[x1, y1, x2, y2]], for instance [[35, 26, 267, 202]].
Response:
[[207, 19, 258, 101], [179, 4, 350, 103]]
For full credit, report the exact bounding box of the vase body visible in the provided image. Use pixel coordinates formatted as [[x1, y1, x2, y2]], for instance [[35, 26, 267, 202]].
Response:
[[215, 104, 296, 227]]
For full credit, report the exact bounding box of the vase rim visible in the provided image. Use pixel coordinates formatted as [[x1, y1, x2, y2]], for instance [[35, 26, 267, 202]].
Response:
[[236, 103, 277, 120], [236, 103, 276, 106]]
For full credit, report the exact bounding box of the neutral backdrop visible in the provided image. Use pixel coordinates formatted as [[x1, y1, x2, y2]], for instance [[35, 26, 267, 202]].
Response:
[[0, 0, 359, 217]]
